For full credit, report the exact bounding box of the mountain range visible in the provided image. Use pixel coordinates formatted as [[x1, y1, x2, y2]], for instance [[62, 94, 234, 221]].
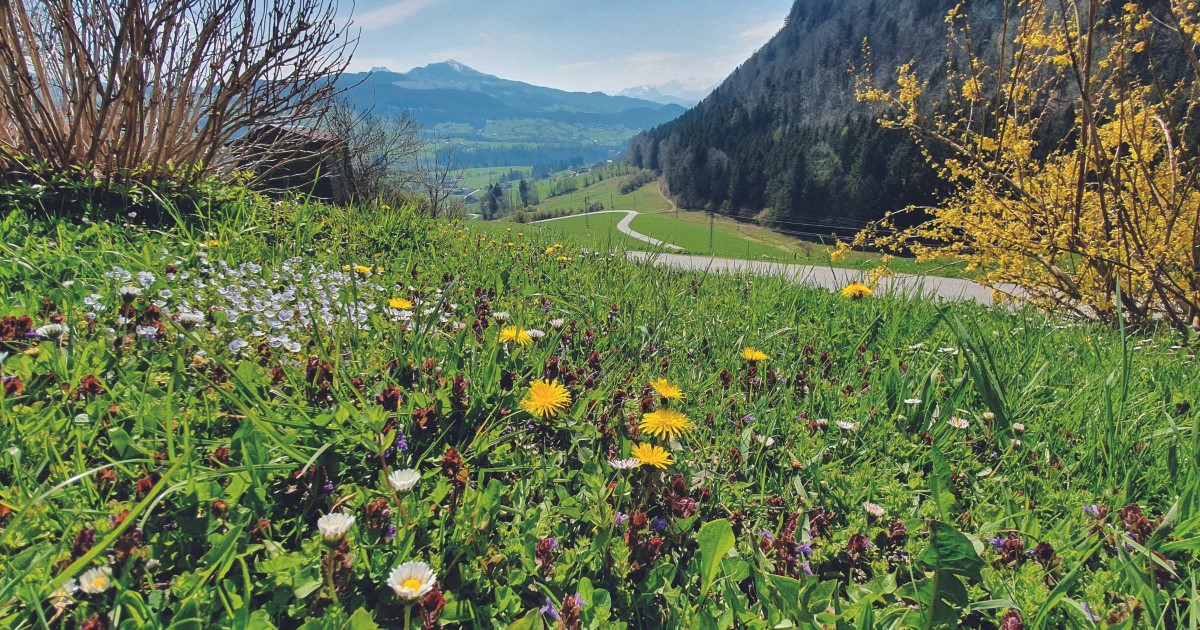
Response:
[[618, 80, 716, 107], [337, 61, 688, 166]]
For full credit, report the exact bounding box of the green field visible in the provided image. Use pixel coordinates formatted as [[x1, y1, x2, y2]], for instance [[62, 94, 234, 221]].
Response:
[[458, 166, 533, 190], [531, 187, 969, 275]]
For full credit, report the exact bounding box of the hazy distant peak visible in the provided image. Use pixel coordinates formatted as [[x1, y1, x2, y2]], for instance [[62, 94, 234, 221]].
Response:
[[408, 60, 495, 79], [618, 85, 698, 108]]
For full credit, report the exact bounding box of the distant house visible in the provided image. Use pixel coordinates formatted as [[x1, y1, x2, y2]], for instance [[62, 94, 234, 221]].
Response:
[[233, 125, 351, 204]]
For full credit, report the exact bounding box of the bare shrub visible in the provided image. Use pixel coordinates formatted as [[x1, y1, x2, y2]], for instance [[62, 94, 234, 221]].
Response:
[[0, 0, 357, 185]]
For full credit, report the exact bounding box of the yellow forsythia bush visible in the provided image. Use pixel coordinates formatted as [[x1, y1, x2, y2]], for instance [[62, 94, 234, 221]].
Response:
[[856, 0, 1200, 331]]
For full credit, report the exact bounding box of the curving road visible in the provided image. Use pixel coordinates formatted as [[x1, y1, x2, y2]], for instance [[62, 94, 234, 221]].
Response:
[[535, 210, 1018, 306], [628, 251, 1024, 306], [534, 210, 683, 250]]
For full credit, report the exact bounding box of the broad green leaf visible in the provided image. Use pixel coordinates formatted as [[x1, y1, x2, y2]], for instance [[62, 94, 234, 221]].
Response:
[[697, 518, 736, 598]]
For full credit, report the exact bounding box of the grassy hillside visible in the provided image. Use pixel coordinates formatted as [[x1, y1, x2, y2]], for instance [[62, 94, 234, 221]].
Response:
[[0, 196, 1196, 628], [528, 178, 673, 216]]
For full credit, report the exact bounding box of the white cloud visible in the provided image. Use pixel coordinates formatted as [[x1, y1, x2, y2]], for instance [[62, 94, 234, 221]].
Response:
[[355, 0, 444, 30], [739, 17, 784, 41]]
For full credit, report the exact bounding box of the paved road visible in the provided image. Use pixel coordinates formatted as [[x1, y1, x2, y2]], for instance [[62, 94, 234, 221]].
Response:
[[627, 251, 1022, 306], [535, 210, 1015, 306], [534, 211, 683, 251]]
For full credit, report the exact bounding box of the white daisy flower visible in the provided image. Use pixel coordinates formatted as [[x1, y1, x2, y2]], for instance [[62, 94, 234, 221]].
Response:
[[387, 561, 437, 602], [316, 513, 355, 544], [36, 323, 68, 340], [48, 579, 77, 606], [752, 433, 776, 447], [118, 286, 143, 300], [387, 469, 421, 493], [903, 397, 923, 405], [947, 417, 970, 430], [548, 318, 565, 329], [492, 311, 510, 323], [78, 567, 112, 594], [863, 502, 886, 518], [609, 458, 641, 470], [526, 329, 545, 339], [1012, 422, 1026, 434], [177, 311, 205, 327], [836, 420, 859, 431]]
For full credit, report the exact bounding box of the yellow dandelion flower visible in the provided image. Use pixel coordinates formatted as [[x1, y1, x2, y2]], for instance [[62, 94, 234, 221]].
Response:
[[545, 246, 557, 255], [498, 326, 533, 347], [841, 282, 874, 300], [741, 347, 769, 362], [519, 379, 571, 418], [353, 265, 373, 275], [630, 443, 674, 469], [389, 297, 413, 310], [648, 378, 685, 401], [639, 409, 693, 440], [556, 256, 569, 263]]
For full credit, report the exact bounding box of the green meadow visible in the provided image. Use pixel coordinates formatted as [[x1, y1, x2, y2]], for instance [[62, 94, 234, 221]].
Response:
[[0, 195, 1196, 628]]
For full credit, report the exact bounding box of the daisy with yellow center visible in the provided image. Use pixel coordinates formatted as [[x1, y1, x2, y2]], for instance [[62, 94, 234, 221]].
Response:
[[498, 326, 533, 347], [630, 442, 674, 469], [78, 567, 112, 594], [388, 297, 413, 310], [386, 561, 437, 602], [519, 379, 571, 418], [741, 347, 769, 362], [648, 378, 684, 401], [639, 409, 693, 441], [841, 282, 874, 300]]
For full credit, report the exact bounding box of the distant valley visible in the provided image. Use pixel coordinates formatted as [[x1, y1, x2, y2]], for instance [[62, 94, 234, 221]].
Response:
[[337, 61, 688, 168]]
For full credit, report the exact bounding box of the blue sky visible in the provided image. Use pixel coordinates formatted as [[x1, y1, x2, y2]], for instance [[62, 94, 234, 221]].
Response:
[[342, 0, 793, 95]]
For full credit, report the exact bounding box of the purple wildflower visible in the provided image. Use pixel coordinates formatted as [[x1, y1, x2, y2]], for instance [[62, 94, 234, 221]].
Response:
[[651, 517, 668, 532], [1083, 505, 1102, 517], [801, 561, 813, 576], [539, 598, 560, 621], [383, 524, 397, 541], [615, 512, 630, 527], [797, 541, 813, 557]]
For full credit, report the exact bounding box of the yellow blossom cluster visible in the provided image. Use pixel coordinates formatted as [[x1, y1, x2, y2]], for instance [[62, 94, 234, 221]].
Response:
[[855, 0, 1200, 329]]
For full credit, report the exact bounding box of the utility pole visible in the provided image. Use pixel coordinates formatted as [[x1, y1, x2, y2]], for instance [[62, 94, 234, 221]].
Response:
[[709, 208, 714, 252]]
